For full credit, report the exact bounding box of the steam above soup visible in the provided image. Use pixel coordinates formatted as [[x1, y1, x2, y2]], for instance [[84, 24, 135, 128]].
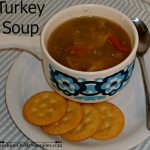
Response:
[[47, 16, 132, 72]]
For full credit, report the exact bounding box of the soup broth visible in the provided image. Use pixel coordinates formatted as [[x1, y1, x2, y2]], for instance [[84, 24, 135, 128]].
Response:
[[47, 16, 132, 72]]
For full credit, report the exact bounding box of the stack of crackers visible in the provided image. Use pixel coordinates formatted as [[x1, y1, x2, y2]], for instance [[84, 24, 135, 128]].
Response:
[[23, 91, 125, 142]]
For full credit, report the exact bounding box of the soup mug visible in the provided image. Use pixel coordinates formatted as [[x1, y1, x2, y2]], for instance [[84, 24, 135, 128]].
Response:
[[0, 4, 138, 103]]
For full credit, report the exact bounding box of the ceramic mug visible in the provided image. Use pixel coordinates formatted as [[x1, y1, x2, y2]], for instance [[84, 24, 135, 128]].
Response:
[[0, 4, 138, 103]]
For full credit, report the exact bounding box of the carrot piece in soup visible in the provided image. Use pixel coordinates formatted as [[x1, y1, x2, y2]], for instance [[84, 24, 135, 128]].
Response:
[[108, 35, 129, 55]]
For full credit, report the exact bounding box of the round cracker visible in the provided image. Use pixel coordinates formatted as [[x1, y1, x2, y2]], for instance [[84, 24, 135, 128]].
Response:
[[41, 101, 83, 134], [61, 104, 101, 142], [22, 91, 67, 126], [92, 102, 125, 140]]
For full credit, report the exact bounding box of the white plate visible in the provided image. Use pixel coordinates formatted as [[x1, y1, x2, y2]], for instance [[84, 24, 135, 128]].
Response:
[[6, 52, 150, 150]]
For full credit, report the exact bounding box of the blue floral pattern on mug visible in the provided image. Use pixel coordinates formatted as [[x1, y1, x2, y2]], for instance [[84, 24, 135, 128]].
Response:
[[49, 59, 135, 101], [49, 65, 80, 96], [54, 74, 80, 96], [99, 72, 125, 96]]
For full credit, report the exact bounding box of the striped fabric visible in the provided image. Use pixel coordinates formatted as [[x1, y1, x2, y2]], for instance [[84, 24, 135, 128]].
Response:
[[0, 0, 150, 150]]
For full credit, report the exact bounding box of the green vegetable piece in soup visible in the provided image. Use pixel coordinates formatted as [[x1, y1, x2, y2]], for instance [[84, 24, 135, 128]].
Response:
[[47, 16, 132, 72]]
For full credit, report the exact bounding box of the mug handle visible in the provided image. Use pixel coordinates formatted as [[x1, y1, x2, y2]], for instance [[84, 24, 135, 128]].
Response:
[[0, 33, 42, 59]]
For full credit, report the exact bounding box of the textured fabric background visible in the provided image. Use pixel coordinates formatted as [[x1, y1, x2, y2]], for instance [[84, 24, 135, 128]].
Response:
[[0, 0, 150, 149]]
